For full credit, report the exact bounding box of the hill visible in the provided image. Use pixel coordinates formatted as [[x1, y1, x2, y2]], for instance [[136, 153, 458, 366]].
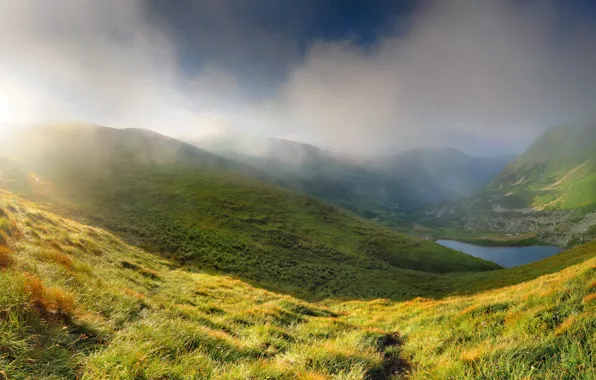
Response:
[[419, 124, 596, 246], [0, 189, 593, 378], [2, 124, 499, 300], [190, 134, 510, 220], [489, 123, 596, 211]]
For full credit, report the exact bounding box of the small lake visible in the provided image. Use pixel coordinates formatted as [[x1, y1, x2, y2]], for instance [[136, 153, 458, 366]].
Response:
[[436, 240, 564, 268]]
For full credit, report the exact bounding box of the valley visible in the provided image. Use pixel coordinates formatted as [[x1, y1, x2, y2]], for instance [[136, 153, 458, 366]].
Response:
[[0, 123, 594, 379], [420, 124, 596, 248], [2, 2, 596, 378], [0, 182, 593, 379]]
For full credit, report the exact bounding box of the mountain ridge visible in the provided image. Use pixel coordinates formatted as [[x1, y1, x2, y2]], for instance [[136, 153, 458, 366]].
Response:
[[189, 133, 511, 218]]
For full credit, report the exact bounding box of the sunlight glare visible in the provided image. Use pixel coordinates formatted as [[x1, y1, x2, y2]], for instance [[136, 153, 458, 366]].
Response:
[[0, 96, 11, 124]]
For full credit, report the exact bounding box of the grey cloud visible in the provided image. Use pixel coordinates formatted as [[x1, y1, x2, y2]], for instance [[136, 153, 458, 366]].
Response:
[[243, 0, 596, 155]]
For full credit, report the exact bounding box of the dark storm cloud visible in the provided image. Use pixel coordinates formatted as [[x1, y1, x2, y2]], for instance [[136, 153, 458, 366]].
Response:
[[146, 0, 416, 96]]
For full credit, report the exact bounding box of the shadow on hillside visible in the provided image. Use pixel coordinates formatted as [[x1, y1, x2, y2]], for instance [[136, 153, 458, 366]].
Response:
[[176, 240, 595, 303]]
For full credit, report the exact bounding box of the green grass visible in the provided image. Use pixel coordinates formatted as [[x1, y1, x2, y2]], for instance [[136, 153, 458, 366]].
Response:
[[561, 173, 596, 209], [0, 191, 410, 379], [335, 255, 595, 379], [488, 124, 596, 212], [0, 190, 594, 379], [2, 125, 500, 301]]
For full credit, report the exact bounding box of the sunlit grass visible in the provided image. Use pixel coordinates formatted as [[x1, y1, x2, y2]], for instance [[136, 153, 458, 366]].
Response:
[[0, 190, 594, 378]]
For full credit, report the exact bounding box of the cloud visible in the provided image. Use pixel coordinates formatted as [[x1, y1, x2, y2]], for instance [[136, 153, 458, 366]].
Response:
[[248, 0, 596, 155], [0, 0, 238, 136], [0, 0, 595, 156]]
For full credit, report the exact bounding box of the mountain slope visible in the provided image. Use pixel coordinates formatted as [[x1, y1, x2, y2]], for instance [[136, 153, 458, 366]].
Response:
[[489, 123, 596, 211], [419, 124, 596, 246], [2, 124, 500, 300], [191, 134, 510, 218], [0, 190, 409, 379], [1, 190, 593, 379]]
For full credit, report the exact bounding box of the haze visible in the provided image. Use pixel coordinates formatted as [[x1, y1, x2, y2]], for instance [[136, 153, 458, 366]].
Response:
[[1, 0, 596, 156]]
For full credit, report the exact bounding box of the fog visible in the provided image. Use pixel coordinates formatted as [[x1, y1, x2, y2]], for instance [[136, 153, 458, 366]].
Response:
[[0, 0, 595, 156]]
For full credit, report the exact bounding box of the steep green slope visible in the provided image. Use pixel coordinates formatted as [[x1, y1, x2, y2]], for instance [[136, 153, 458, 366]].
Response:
[[2, 125, 499, 300], [0, 190, 593, 379], [0, 191, 409, 379], [489, 123, 596, 211]]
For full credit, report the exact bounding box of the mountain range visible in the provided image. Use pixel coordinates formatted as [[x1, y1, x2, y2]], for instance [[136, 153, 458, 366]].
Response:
[[190, 133, 511, 220]]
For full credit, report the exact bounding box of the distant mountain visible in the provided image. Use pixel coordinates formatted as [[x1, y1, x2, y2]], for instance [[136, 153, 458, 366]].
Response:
[[421, 123, 596, 246], [435, 127, 529, 157], [372, 147, 512, 203], [190, 133, 511, 217]]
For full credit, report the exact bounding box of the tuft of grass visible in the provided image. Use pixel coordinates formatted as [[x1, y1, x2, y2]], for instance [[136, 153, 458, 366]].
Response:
[[0, 245, 14, 269], [335, 251, 596, 379]]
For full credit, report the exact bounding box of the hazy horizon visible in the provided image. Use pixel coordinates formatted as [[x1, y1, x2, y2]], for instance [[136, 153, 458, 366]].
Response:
[[1, 1, 596, 156]]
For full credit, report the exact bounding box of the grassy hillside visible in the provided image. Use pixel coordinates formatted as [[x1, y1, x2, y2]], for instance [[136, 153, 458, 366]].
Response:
[[0, 190, 594, 379], [2, 125, 500, 301], [336, 245, 595, 379], [489, 123, 596, 211], [0, 191, 409, 379]]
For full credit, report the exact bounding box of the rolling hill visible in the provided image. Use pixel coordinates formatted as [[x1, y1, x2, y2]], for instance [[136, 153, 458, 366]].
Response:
[[190, 133, 510, 220], [1, 124, 500, 300], [0, 188, 593, 378]]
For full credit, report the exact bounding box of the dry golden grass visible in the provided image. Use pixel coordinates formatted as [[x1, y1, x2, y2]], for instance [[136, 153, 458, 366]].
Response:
[[554, 315, 578, 336], [24, 273, 74, 317], [583, 292, 596, 304], [0, 245, 14, 269]]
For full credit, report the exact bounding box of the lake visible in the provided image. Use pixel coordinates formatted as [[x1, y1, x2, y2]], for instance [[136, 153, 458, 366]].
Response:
[[436, 239, 564, 268]]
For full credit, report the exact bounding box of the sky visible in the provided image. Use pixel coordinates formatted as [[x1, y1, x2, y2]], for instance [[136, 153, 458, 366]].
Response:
[[0, 0, 595, 156]]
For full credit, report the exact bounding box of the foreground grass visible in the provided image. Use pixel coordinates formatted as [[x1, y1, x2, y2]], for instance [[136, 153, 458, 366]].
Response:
[[0, 190, 594, 378], [334, 254, 596, 379], [0, 192, 406, 379]]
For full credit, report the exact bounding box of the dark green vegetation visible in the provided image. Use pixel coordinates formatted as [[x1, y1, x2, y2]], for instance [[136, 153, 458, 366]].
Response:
[[191, 134, 510, 219], [0, 190, 594, 379], [3, 124, 500, 301]]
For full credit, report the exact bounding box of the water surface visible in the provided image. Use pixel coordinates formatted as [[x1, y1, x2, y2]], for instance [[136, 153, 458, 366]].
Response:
[[436, 239, 564, 268]]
